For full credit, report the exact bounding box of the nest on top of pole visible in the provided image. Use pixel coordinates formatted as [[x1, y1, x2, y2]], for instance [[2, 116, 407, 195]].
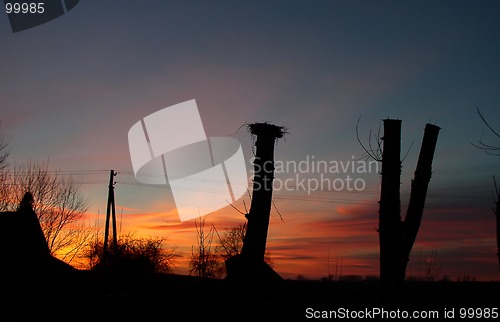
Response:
[[246, 122, 288, 139]]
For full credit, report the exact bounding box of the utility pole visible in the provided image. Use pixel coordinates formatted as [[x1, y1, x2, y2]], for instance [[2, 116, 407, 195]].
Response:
[[102, 170, 117, 264]]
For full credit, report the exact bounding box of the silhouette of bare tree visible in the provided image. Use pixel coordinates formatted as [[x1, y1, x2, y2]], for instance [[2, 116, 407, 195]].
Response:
[[471, 108, 500, 268], [0, 122, 8, 172], [189, 216, 222, 278], [0, 158, 92, 265], [0, 124, 10, 213]]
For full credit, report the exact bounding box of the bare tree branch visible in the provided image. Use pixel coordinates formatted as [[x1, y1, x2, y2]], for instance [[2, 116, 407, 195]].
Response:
[[472, 107, 500, 156], [189, 216, 222, 278], [477, 107, 500, 138], [356, 117, 382, 161]]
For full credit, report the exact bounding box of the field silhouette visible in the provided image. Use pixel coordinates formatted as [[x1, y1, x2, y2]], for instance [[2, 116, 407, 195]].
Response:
[[4, 268, 499, 320]]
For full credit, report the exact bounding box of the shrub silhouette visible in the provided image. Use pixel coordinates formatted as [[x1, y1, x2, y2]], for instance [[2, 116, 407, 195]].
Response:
[[83, 233, 179, 275]]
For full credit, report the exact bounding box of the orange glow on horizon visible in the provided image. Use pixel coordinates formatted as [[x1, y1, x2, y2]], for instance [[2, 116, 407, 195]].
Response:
[[55, 200, 500, 282]]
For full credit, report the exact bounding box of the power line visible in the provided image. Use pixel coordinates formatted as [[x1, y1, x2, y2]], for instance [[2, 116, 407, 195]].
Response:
[[2, 167, 492, 209]]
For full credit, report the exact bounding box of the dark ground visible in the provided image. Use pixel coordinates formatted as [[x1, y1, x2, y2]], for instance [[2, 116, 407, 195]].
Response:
[[2, 270, 499, 321]]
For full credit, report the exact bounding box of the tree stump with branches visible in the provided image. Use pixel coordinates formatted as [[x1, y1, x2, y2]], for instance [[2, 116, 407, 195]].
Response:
[[359, 119, 440, 303]]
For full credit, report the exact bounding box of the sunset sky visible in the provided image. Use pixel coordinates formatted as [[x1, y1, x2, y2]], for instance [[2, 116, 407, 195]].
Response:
[[1, 0, 500, 281]]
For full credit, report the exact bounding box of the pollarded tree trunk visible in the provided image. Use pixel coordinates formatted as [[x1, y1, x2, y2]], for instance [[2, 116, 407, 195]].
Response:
[[401, 123, 441, 276], [378, 120, 440, 302], [378, 119, 403, 300], [225, 122, 285, 289], [240, 123, 284, 262]]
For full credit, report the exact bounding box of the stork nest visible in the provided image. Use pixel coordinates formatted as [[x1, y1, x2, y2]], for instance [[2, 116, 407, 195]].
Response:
[[246, 122, 289, 139]]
